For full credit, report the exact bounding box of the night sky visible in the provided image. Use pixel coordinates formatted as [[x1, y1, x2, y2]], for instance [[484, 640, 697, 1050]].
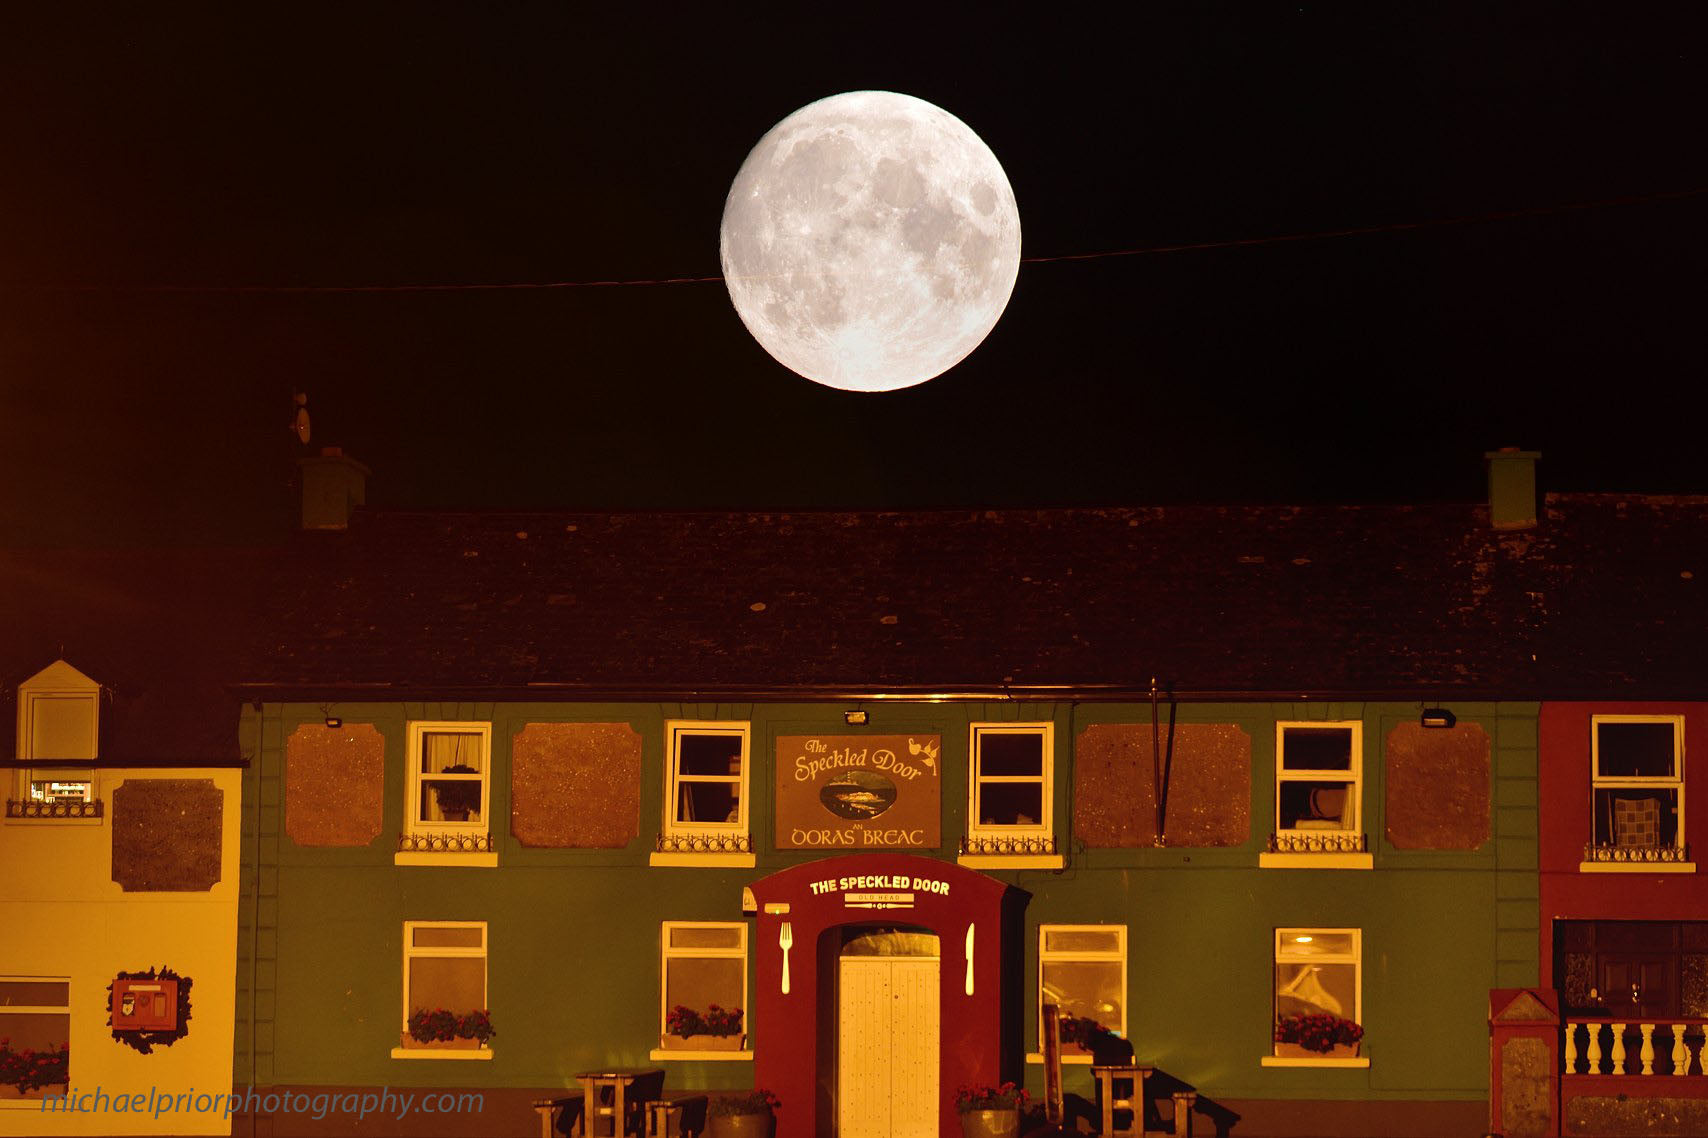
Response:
[[3, 4, 1706, 546]]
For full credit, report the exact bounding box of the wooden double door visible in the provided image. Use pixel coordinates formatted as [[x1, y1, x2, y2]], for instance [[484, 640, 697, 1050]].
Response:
[[836, 941, 940, 1138]]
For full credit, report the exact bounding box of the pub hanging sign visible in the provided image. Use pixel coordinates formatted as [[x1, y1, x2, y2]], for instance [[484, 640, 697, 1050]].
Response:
[[776, 734, 941, 850]]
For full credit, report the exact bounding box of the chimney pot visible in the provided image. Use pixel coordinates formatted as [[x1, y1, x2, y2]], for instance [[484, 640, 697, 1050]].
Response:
[[298, 452, 370, 531], [1483, 448, 1540, 530]]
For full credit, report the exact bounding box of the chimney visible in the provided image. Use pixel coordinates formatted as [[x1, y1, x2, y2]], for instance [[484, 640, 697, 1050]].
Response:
[[297, 448, 370, 530], [1484, 448, 1540, 530]]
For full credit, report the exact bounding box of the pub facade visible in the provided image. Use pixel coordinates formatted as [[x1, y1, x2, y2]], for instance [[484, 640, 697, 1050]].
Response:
[[230, 461, 1578, 1137]]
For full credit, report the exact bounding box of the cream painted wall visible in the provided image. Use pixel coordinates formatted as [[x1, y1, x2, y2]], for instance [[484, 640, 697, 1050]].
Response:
[[0, 769, 240, 1137]]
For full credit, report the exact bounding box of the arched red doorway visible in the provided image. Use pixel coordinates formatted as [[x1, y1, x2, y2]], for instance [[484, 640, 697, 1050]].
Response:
[[748, 855, 1018, 1138]]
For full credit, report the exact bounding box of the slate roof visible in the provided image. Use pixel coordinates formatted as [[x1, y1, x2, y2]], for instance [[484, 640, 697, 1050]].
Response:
[[0, 547, 268, 762], [241, 495, 1708, 701]]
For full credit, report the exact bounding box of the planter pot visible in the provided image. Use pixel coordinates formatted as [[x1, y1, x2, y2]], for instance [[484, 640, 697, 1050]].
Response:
[[706, 1112, 773, 1138], [400, 1032, 481, 1051], [1274, 1041, 1360, 1059], [661, 1032, 746, 1051], [960, 1107, 1021, 1138]]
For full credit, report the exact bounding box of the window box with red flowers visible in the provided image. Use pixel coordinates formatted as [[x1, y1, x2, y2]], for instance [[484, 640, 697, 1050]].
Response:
[[399, 1008, 495, 1052], [0, 1040, 69, 1101], [1272, 1012, 1363, 1059], [660, 1004, 747, 1051]]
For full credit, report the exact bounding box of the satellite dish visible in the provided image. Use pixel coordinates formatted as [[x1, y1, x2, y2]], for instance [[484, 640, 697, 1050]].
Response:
[[291, 393, 311, 445]]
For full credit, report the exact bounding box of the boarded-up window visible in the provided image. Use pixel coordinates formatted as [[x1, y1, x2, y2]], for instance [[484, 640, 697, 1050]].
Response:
[[510, 723, 641, 848], [285, 723, 384, 847], [111, 779, 223, 891], [1074, 723, 1250, 847], [1384, 722, 1490, 850]]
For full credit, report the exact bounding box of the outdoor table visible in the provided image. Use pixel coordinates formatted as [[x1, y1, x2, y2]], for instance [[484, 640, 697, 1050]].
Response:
[[575, 1067, 665, 1138], [1090, 1063, 1154, 1138]]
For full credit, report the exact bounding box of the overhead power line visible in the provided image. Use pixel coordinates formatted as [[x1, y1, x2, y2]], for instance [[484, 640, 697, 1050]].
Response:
[[33, 184, 1707, 295]]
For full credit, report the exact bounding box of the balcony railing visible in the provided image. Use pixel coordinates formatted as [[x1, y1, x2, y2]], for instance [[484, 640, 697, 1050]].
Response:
[[1564, 1017, 1708, 1077], [397, 831, 494, 853], [1581, 842, 1691, 864], [655, 832, 751, 854], [960, 834, 1056, 856], [6, 798, 104, 819], [1267, 831, 1367, 854]]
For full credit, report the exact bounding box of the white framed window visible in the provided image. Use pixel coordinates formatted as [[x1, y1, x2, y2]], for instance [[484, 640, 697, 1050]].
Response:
[[1033, 924, 1126, 1064], [1262, 722, 1370, 868], [1582, 715, 1691, 871], [0, 977, 71, 1098], [9, 661, 103, 823], [398, 722, 495, 864], [24, 774, 93, 803], [653, 721, 752, 865], [963, 723, 1059, 867], [1265, 928, 1367, 1067], [392, 921, 492, 1060], [651, 922, 750, 1060]]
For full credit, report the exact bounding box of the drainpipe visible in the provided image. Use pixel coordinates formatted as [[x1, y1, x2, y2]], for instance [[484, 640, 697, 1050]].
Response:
[[1151, 677, 1164, 846]]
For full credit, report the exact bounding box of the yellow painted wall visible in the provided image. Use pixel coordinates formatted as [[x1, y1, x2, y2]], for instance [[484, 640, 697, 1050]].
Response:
[[0, 769, 240, 1137]]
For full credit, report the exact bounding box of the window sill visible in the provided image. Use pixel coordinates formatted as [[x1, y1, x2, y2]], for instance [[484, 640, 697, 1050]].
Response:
[[393, 852, 499, 867], [1026, 1053, 1093, 1065], [1259, 852, 1373, 870], [649, 851, 756, 868], [958, 854, 1065, 870], [1261, 1055, 1369, 1068], [390, 1047, 493, 1060], [649, 1048, 753, 1062], [1578, 860, 1695, 874], [3, 813, 103, 827]]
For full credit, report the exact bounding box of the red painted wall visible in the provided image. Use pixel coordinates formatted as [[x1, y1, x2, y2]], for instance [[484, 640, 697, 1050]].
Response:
[[1538, 702, 1708, 985], [748, 855, 1011, 1138]]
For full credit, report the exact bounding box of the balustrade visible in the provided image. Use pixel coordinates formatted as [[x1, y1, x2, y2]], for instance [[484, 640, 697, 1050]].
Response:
[[1563, 1019, 1707, 1077]]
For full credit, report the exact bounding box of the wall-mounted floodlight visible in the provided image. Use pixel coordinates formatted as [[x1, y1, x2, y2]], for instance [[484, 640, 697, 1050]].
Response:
[[844, 710, 870, 726], [1420, 708, 1456, 729]]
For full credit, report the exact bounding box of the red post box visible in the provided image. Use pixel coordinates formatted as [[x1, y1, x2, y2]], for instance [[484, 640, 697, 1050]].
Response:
[[112, 978, 179, 1031]]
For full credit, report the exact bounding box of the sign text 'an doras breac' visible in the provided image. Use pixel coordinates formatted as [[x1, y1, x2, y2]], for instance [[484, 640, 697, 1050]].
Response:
[[775, 734, 941, 850]]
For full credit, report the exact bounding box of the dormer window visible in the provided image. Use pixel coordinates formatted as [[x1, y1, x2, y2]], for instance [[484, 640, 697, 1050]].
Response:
[[9, 660, 102, 822], [17, 660, 99, 760]]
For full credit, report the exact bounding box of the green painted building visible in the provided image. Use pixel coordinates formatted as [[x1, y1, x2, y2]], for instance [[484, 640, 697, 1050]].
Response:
[[229, 468, 1575, 1137]]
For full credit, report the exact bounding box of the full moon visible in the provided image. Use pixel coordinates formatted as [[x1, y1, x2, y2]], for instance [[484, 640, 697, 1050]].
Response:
[[720, 91, 1021, 393]]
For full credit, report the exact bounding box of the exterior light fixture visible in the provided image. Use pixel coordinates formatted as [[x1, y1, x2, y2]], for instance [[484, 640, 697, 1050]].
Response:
[[843, 709, 869, 726], [324, 716, 342, 729], [1420, 708, 1456, 729]]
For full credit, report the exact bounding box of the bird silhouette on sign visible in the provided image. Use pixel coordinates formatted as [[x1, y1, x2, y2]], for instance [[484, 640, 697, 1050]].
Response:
[[907, 738, 939, 768]]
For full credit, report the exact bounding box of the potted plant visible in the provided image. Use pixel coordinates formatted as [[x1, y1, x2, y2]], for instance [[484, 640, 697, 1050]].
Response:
[[705, 1089, 780, 1138], [662, 1003, 746, 1050], [1273, 1012, 1363, 1058], [955, 1082, 1028, 1138], [401, 1008, 495, 1051], [431, 765, 481, 821]]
